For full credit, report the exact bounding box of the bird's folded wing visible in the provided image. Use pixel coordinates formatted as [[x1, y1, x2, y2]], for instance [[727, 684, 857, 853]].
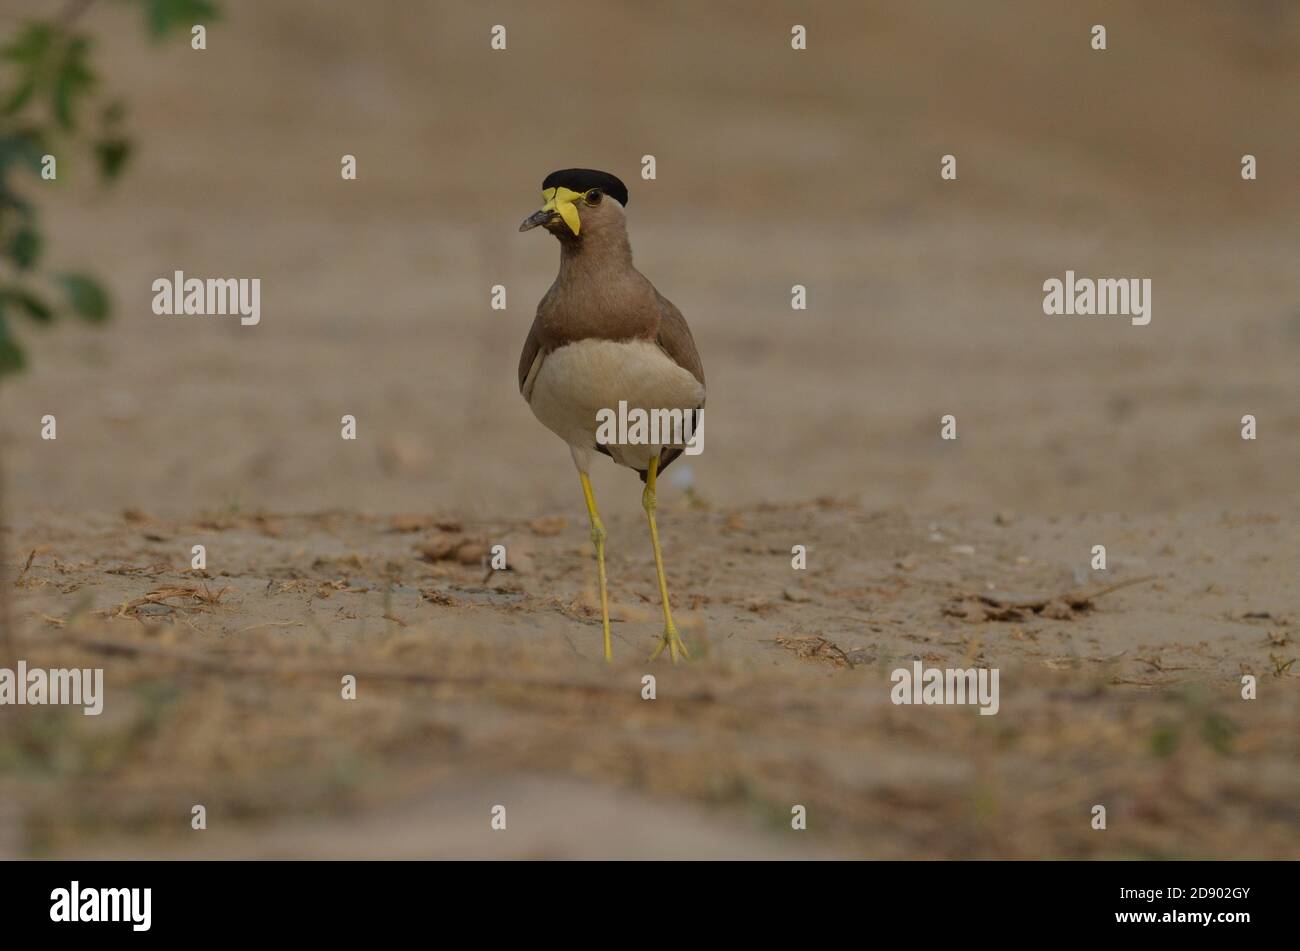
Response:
[[645, 293, 705, 482], [654, 292, 705, 392], [518, 319, 544, 400]]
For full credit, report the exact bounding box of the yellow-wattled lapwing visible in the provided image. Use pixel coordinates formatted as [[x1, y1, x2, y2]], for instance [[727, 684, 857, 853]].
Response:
[[518, 169, 705, 662]]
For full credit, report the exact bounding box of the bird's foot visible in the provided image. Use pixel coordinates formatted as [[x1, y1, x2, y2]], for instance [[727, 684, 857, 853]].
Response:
[[649, 624, 690, 663]]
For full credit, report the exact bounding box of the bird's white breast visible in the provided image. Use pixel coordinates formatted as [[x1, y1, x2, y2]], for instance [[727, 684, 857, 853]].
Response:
[[527, 337, 705, 472]]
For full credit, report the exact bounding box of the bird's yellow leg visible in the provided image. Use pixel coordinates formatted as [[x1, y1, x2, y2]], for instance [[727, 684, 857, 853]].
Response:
[[580, 471, 613, 662], [643, 457, 689, 662]]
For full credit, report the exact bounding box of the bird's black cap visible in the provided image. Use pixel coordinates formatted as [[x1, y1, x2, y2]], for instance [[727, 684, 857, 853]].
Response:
[[542, 168, 628, 207]]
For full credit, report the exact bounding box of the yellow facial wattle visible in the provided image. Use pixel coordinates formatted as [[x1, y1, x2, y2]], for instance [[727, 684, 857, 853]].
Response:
[[540, 186, 585, 236]]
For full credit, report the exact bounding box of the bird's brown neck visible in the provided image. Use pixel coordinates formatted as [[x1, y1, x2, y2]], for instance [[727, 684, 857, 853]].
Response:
[[543, 225, 657, 345], [556, 225, 635, 283]]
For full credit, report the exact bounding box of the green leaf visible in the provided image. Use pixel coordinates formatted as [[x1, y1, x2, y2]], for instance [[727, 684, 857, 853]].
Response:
[[51, 36, 96, 131], [57, 272, 111, 323], [143, 0, 220, 39], [0, 128, 49, 175], [0, 23, 54, 121], [0, 182, 35, 224], [8, 228, 41, 269], [94, 137, 132, 181], [1, 23, 55, 66], [6, 287, 54, 323], [0, 315, 27, 376], [1, 77, 37, 117]]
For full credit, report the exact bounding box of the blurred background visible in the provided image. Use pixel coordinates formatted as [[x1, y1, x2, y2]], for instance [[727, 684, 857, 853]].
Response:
[[2, 0, 1298, 522]]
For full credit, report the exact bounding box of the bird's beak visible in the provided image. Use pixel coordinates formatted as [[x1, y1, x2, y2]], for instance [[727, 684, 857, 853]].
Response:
[[519, 186, 584, 235], [518, 208, 554, 232]]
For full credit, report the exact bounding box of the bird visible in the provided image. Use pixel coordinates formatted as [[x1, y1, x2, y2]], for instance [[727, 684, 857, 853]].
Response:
[[518, 168, 705, 663]]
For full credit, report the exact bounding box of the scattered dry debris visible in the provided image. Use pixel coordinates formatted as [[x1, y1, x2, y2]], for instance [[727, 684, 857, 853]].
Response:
[[775, 634, 852, 668], [529, 515, 567, 536], [1237, 611, 1293, 628], [103, 583, 231, 618], [1269, 654, 1296, 677], [312, 554, 367, 572], [417, 535, 489, 566], [1138, 655, 1193, 672], [944, 575, 1155, 623], [106, 563, 171, 577], [498, 536, 535, 575], [388, 515, 463, 533], [253, 514, 284, 538], [312, 579, 368, 598], [1111, 677, 1168, 687]]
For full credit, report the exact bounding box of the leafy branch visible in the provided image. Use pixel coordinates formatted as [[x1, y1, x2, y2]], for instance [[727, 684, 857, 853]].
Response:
[[0, 0, 218, 377]]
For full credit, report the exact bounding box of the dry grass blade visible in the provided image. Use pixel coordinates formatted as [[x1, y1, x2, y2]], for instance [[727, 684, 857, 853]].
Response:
[[101, 583, 232, 618]]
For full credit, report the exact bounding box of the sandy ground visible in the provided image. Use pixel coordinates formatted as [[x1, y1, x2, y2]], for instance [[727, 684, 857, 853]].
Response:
[[0, 1, 1298, 858], [4, 502, 1297, 858]]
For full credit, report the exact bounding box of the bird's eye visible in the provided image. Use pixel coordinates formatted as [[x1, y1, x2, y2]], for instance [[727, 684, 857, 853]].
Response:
[[584, 189, 602, 205]]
